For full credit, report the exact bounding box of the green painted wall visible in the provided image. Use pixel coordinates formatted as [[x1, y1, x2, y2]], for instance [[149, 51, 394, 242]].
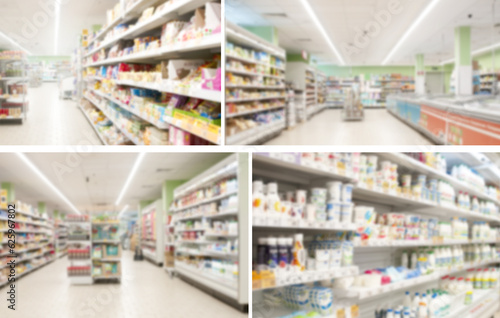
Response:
[[241, 25, 279, 46], [474, 48, 500, 72], [455, 26, 471, 66], [316, 65, 414, 80], [287, 53, 310, 64], [1, 183, 14, 202]]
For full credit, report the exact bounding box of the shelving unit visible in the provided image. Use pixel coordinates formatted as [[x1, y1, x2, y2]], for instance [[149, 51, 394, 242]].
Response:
[[55, 220, 68, 257], [479, 72, 498, 95], [0, 207, 55, 287], [67, 219, 92, 285], [172, 153, 248, 307], [226, 21, 287, 145], [81, 0, 222, 146], [0, 55, 28, 123], [91, 220, 121, 282], [141, 199, 164, 266], [365, 75, 414, 108], [251, 152, 500, 318]]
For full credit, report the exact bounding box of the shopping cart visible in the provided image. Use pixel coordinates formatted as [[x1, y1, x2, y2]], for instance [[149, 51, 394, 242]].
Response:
[[59, 76, 75, 100]]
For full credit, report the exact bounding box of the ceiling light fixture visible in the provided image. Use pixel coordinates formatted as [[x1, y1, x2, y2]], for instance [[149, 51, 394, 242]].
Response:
[[16, 153, 80, 214], [54, 1, 61, 54], [440, 41, 500, 65], [118, 205, 129, 219], [382, 0, 441, 65], [297, 0, 345, 65], [0, 30, 33, 55], [115, 153, 146, 206]]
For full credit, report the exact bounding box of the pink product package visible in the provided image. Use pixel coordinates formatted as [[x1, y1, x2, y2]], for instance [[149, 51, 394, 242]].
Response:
[[201, 68, 221, 91]]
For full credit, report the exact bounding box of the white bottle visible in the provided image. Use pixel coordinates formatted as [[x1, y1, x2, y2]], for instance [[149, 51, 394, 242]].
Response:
[[252, 181, 265, 215], [403, 291, 412, 312], [412, 292, 421, 312], [418, 302, 428, 318], [428, 294, 439, 318], [402, 251, 409, 268], [266, 183, 281, 215], [386, 309, 394, 318], [411, 252, 418, 269]]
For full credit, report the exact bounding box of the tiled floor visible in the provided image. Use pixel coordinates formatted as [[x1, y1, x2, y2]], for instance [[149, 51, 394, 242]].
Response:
[[0, 83, 102, 145], [0, 251, 247, 318], [265, 109, 434, 145]]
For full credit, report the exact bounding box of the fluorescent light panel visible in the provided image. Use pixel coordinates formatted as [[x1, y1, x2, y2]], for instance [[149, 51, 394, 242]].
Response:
[[382, 0, 441, 65], [115, 153, 146, 206], [298, 0, 345, 65], [16, 153, 80, 215], [0, 30, 33, 55]]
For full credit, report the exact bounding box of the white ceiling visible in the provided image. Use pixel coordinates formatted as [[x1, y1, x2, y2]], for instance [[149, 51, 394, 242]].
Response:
[[226, 0, 500, 66], [0, 152, 230, 216], [0, 0, 118, 55]]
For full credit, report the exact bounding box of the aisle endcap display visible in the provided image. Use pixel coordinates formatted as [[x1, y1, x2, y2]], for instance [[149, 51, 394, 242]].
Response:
[[141, 199, 164, 266], [0, 51, 28, 123]]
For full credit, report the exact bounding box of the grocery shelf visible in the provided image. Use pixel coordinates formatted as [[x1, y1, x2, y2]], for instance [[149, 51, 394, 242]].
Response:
[[354, 239, 500, 248], [84, 94, 144, 145], [205, 233, 238, 238], [253, 266, 359, 291], [226, 84, 286, 90], [163, 113, 221, 145], [226, 96, 286, 103], [448, 289, 500, 318], [253, 217, 357, 232], [92, 240, 120, 244], [252, 154, 357, 184], [226, 54, 286, 71], [175, 209, 238, 222], [0, 258, 55, 287], [175, 262, 238, 299], [225, 68, 284, 79], [377, 153, 500, 205], [0, 216, 52, 228], [173, 190, 238, 213], [85, 34, 221, 67], [226, 105, 286, 118], [226, 119, 285, 145], [332, 259, 500, 300], [91, 89, 169, 130]]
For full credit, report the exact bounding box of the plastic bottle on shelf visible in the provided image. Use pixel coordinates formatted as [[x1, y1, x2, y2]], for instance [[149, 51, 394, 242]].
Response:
[[267, 237, 278, 270], [418, 300, 428, 318], [472, 196, 479, 212], [395, 309, 402, 318], [257, 237, 269, 271], [411, 252, 418, 269], [483, 269, 491, 289], [277, 237, 289, 274], [292, 233, 306, 272], [387, 309, 394, 318], [403, 291, 412, 312], [266, 183, 281, 215], [464, 193, 471, 210], [428, 294, 439, 318], [474, 269, 483, 289], [427, 251, 435, 273], [252, 181, 265, 215], [402, 251, 409, 268], [412, 292, 421, 313]]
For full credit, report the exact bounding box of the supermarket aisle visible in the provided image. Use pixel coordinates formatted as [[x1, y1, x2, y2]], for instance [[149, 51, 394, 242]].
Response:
[[265, 109, 434, 145], [0, 251, 246, 318], [0, 83, 101, 145]]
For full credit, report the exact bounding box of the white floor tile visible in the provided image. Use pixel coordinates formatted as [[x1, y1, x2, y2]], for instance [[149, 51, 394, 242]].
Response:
[[265, 109, 434, 145], [0, 83, 102, 145], [0, 251, 247, 318]]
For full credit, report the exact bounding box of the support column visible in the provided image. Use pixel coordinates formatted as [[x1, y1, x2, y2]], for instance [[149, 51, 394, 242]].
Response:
[[38, 202, 46, 217], [161, 180, 185, 224], [1, 182, 15, 203], [454, 26, 472, 96], [415, 54, 425, 94]]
